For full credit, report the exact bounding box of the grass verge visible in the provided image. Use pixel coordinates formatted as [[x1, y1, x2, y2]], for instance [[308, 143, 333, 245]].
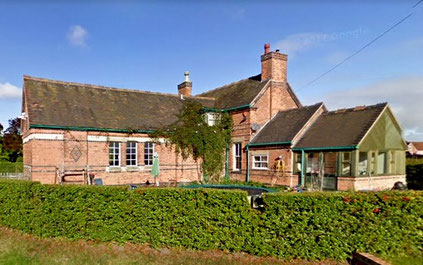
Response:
[[0, 226, 346, 265]]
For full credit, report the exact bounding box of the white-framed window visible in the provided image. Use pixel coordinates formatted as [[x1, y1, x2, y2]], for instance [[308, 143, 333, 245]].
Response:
[[144, 142, 154, 166], [205, 112, 218, 126], [126, 142, 137, 166], [109, 142, 120, 167], [253, 155, 268, 169], [233, 143, 242, 171]]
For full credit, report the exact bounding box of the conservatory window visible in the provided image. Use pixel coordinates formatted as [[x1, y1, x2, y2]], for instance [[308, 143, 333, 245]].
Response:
[[341, 152, 351, 176], [358, 152, 368, 176]]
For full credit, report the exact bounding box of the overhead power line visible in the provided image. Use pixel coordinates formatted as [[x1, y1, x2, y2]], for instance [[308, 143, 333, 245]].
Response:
[[298, 1, 422, 91], [412, 0, 423, 8]]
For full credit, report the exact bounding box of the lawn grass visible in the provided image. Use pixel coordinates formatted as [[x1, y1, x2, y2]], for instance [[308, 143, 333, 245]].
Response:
[[0, 226, 347, 265], [388, 255, 423, 265]]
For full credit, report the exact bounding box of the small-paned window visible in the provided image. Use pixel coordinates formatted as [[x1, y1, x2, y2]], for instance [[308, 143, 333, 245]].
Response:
[[144, 142, 154, 166], [253, 155, 268, 169], [109, 142, 120, 167], [126, 142, 137, 166], [233, 143, 242, 171], [205, 112, 219, 126]]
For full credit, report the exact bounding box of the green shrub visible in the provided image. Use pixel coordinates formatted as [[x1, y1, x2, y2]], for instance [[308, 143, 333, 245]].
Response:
[[0, 179, 421, 261], [406, 164, 423, 190], [0, 162, 23, 173]]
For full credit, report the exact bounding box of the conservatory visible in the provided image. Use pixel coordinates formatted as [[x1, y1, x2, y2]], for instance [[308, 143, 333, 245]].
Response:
[[292, 103, 407, 191]]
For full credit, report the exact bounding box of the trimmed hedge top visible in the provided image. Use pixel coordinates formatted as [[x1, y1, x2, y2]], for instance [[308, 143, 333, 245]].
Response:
[[0, 179, 421, 260]]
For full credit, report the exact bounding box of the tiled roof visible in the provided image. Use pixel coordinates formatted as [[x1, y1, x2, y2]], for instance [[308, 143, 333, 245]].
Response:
[[250, 103, 324, 145], [294, 103, 388, 149], [23, 76, 215, 131], [197, 75, 268, 109]]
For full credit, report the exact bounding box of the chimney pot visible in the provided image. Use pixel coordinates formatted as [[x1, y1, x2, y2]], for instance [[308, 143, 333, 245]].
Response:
[[264, 43, 270, 54], [178, 71, 192, 97], [184, 71, 190, 82]]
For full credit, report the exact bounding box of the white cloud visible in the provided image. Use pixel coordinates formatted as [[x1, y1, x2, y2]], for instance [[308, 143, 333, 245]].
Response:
[[275, 33, 329, 57], [318, 76, 423, 141], [275, 28, 364, 57], [67, 25, 88, 47], [0, 82, 21, 99]]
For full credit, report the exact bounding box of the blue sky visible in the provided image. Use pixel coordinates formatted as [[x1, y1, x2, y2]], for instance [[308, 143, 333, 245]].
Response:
[[0, 1, 422, 139]]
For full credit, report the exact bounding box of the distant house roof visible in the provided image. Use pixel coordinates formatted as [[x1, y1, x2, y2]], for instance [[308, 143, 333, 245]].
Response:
[[294, 103, 388, 149], [411, 142, 423, 150], [250, 103, 324, 145], [23, 76, 215, 131]]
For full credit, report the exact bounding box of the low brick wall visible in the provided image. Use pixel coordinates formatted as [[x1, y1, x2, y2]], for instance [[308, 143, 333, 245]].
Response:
[[338, 175, 406, 191]]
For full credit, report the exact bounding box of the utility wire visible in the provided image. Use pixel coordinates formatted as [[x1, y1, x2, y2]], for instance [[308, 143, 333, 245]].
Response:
[[298, 1, 422, 91], [412, 0, 423, 8]]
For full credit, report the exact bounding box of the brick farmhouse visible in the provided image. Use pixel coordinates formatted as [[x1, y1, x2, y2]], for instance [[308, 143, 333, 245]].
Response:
[[21, 44, 407, 190]]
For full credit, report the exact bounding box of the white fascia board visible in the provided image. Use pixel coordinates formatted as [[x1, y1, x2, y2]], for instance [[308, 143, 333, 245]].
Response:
[[23, 133, 64, 143], [87, 135, 165, 143]]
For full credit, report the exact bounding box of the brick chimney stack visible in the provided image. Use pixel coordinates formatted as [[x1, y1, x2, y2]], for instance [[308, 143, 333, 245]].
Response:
[[177, 71, 192, 97], [261, 43, 288, 82]]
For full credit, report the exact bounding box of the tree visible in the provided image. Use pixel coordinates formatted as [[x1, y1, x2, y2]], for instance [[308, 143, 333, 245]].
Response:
[[151, 100, 232, 181], [1, 118, 22, 162]]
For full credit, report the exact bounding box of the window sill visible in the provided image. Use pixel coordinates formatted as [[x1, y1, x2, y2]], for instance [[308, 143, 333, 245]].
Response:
[[252, 168, 269, 171], [107, 167, 122, 173], [126, 166, 140, 172]]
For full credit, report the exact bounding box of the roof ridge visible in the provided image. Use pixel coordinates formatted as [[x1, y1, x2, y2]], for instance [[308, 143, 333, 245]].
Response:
[[326, 102, 388, 114], [196, 74, 262, 96], [23, 75, 215, 101]]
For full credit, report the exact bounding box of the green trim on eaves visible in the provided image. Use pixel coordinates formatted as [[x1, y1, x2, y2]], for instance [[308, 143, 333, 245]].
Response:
[[292, 145, 358, 151], [29, 124, 155, 134], [203, 104, 251, 113], [247, 141, 292, 147]]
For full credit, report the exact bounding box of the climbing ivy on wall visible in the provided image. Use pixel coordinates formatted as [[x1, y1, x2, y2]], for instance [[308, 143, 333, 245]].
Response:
[[151, 100, 232, 181]]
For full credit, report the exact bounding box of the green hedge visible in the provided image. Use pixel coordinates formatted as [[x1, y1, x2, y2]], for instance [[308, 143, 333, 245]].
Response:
[[0, 161, 23, 173], [406, 164, 423, 190], [0, 179, 421, 260]]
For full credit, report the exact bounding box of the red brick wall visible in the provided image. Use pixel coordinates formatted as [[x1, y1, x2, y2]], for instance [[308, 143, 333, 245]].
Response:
[[23, 128, 201, 185], [228, 145, 299, 187]]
